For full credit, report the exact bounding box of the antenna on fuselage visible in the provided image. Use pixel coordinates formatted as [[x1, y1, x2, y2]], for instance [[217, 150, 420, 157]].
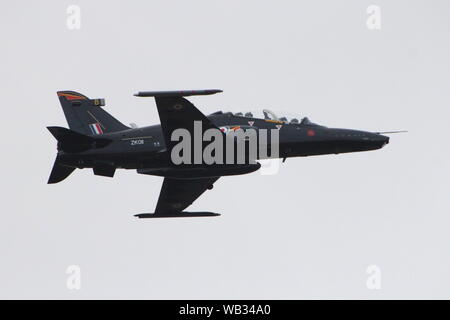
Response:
[[375, 130, 408, 134]]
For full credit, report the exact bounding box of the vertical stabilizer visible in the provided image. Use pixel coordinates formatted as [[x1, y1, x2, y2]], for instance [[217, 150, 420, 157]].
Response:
[[57, 91, 129, 135]]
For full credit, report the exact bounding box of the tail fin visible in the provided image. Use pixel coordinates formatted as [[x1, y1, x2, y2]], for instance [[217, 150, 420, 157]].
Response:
[[47, 126, 112, 153], [48, 156, 75, 184], [57, 91, 129, 135]]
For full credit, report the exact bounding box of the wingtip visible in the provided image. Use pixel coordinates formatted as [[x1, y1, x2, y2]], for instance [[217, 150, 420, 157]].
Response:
[[134, 212, 221, 218], [134, 89, 223, 98]]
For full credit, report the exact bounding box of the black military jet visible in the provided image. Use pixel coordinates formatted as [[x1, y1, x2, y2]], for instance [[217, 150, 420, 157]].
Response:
[[48, 89, 394, 218]]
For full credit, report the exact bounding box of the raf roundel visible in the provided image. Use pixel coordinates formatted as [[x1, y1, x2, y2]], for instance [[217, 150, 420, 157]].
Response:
[[307, 129, 315, 137]]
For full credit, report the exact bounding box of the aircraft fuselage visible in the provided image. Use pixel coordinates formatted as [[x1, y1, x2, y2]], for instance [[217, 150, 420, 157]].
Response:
[[56, 112, 389, 178]]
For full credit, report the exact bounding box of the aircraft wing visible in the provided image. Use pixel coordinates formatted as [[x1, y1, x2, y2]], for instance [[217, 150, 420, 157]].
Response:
[[133, 90, 223, 218], [135, 177, 220, 218], [134, 90, 223, 151]]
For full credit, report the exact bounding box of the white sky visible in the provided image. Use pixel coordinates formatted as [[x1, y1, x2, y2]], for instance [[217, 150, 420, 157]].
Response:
[[0, 0, 448, 299]]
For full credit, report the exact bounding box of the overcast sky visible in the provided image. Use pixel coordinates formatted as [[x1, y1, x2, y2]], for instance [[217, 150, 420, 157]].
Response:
[[0, 0, 449, 299]]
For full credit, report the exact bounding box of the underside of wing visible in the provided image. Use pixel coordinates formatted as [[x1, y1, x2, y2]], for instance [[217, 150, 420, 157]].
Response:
[[154, 96, 221, 151], [135, 90, 223, 154], [133, 90, 223, 218], [135, 177, 220, 218]]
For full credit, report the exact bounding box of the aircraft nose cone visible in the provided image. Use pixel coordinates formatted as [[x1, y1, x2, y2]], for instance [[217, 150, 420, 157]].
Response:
[[377, 134, 389, 144], [369, 133, 389, 148]]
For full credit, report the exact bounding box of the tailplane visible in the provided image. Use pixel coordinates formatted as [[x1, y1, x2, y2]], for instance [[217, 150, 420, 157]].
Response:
[[47, 126, 112, 153], [48, 157, 75, 184], [47, 126, 113, 183], [57, 91, 129, 135]]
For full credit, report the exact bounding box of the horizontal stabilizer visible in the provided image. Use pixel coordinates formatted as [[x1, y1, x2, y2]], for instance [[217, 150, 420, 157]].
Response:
[[48, 158, 75, 184], [47, 126, 111, 153], [134, 89, 222, 97], [48, 126, 96, 145], [134, 212, 221, 218]]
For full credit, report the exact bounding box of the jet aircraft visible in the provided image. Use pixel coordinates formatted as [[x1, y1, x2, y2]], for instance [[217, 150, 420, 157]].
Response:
[[48, 90, 394, 218]]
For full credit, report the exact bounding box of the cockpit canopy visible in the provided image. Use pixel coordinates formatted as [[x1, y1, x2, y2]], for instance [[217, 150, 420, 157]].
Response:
[[231, 109, 317, 125]]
